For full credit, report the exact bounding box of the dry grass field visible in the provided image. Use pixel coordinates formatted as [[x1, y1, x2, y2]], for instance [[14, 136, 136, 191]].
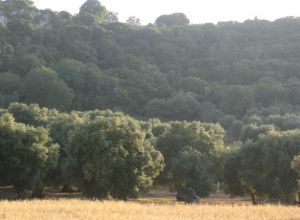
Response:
[[0, 200, 300, 220], [0, 188, 299, 220]]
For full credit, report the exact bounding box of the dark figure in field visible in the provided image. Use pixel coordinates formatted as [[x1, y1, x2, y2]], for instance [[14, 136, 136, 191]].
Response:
[[176, 187, 200, 204]]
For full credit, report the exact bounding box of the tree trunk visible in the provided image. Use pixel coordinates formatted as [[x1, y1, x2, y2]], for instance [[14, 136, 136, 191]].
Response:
[[61, 184, 78, 193], [32, 184, 45, 199], [15, 187, 26, 200], [251, 193, 257, 205]]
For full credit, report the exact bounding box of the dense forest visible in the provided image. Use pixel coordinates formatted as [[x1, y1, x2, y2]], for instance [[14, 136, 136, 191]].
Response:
[[1, 0, 300, 204], [2, 0, 300, 142]]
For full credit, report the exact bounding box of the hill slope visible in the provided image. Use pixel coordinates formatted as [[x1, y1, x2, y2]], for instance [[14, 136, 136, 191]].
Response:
[[1, 1, 300, 141]]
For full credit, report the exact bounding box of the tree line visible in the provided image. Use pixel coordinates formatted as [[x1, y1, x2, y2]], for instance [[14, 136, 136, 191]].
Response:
[[0, 102, 300, 204]]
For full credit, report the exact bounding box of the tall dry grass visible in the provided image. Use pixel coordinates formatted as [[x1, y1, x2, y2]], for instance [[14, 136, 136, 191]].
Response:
[[0, 200, 299, 220]]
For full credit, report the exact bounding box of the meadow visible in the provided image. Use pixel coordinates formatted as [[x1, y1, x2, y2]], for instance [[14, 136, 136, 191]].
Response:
[[0, 200, 299, 220], [1, 188, 299, 220]]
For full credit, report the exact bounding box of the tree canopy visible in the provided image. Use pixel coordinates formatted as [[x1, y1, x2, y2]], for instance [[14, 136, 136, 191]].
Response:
[[155, 13, 190, 26], [156, 121, 225, 196], [0, 113, 59, 198], [64, 113, 164, 199]]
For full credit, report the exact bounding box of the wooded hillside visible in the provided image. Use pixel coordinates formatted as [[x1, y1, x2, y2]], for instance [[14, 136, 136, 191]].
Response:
[[2, 1, 300, 142]]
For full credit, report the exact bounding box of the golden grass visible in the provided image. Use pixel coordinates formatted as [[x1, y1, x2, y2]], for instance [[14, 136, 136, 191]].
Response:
[[0, 200, 299, 220]]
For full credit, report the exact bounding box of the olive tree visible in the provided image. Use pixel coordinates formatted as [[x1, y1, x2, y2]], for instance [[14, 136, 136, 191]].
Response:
[[65, 113, 164, 199], [156, 121, 225, 198], [48, 112, 84, 190], [224, 129, 300, 204], [0, 113, 59, 198]]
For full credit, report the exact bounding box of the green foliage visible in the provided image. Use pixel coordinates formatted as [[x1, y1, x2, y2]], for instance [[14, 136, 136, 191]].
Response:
[[156, 121, 225, 197], [224, 130, 300, 204], [22, 67, 74, 110], [0, 108, 7, 116], [176, 77, 208, 95], [292, 155, 300, 174], [145, 93, 201, 120], [1, 1, 300, 142], [0, 72, 20, 95], [218, 85, 254, 117], [173, 148, 215, 197], [54, 59, 87, 93], [48, 112, 84, 186], [127, 17, 141, 25], [8, 102, 59, 127], [240, 123, 276, 142], [0, 72, 20, 106], [0, 113, 59, 198], [76, 0, 117, 25], [65, 113, 164, 199], [2, 0, 38, 37], [223, 149, 245, 196], [155, 13, 190, 26]]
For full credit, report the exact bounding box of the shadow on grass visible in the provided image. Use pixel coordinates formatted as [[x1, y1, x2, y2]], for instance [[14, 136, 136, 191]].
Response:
[[0, 186, 82, 201], [0, 186, 253, 205]]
